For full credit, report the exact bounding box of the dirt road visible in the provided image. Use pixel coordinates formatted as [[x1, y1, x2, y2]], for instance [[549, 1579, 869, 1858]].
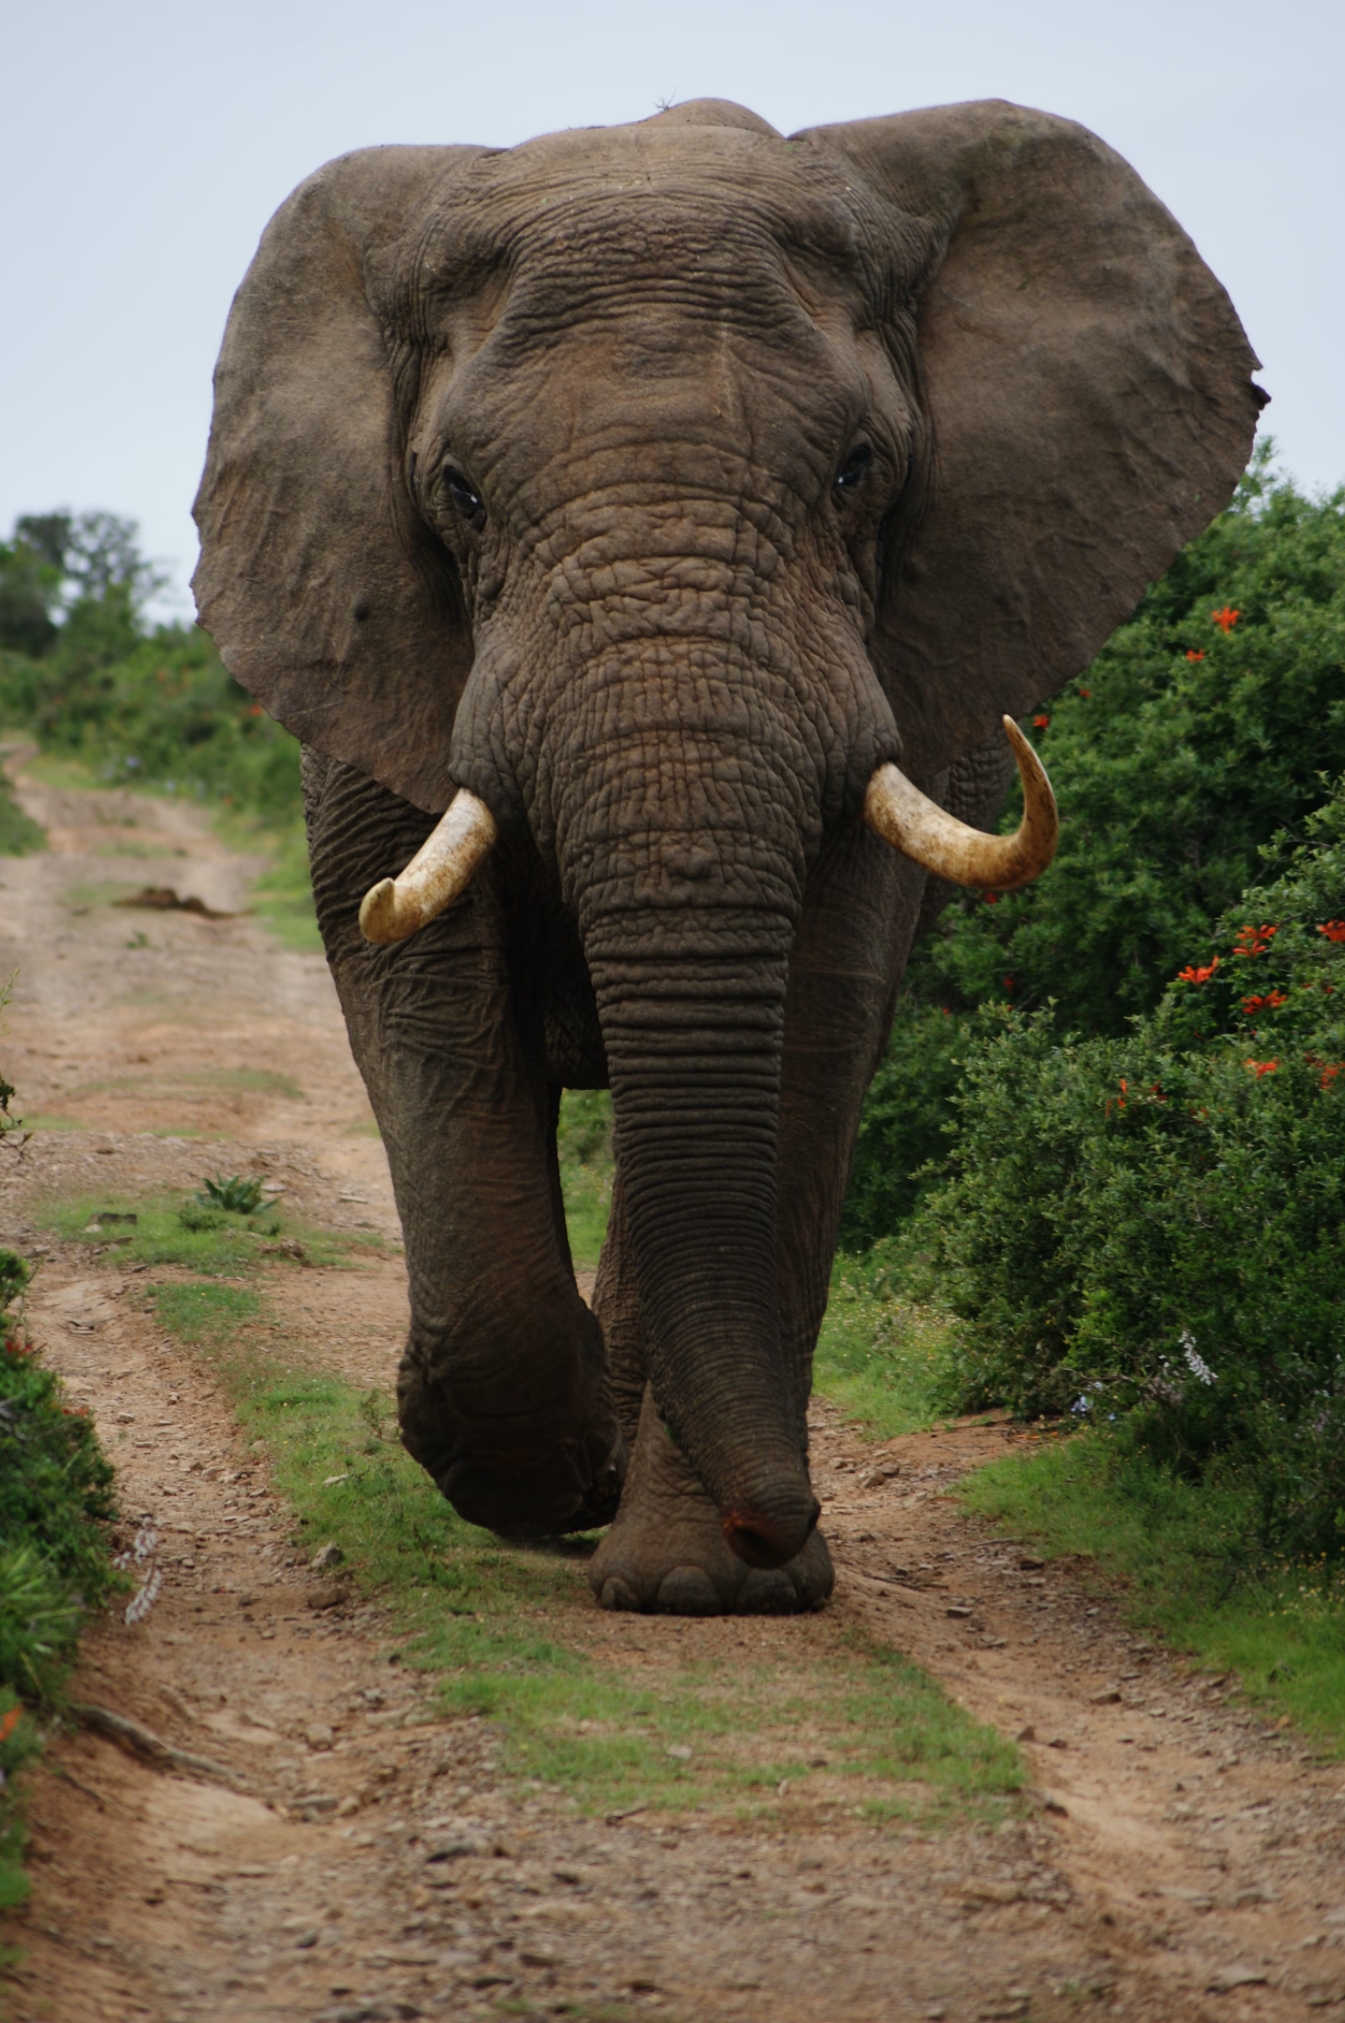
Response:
[[2, 764, 1343, 2023]]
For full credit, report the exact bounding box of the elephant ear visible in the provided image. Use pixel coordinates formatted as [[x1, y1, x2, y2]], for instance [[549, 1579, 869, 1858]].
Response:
[[800, 101, 1265, 780], [192, 145, 481, 814]]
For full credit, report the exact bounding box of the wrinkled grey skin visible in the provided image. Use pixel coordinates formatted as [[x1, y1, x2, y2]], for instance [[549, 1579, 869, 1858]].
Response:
[[194, 98, 1261, 1613]]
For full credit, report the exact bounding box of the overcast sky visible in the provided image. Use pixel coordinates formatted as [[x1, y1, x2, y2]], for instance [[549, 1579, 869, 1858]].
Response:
[[4, 0, 1341, 621]]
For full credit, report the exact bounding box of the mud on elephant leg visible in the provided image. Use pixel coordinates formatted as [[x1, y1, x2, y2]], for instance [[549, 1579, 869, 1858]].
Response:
[[589, 1386, 834, 1614]]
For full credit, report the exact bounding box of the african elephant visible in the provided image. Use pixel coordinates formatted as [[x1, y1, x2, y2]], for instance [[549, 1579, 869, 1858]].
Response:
[[193, 98, 1261, 1614]]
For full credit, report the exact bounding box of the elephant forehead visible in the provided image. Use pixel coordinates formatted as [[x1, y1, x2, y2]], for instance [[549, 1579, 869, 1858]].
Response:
[[391, 122, 914, 336]]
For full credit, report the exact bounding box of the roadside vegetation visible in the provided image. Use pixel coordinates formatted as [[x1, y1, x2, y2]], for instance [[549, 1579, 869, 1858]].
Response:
[[846, 455, 1345, 1741], [0, 1246, 119, 1909], [0, 508, 313, 938]]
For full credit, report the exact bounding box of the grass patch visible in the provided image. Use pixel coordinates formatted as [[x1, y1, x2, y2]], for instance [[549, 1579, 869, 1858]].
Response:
[[152, 1281, 260, 1344], [58, 877, 146, 911], [215, 807, 321, 954], [557, 1090, 613, 1271], [63, 1066, 304, 1105], [0, 773, 43, 857], [37, 1190, 353, 1273], [241, 1371, 1020, 1824], [146, 1274, 1021, 1830], [814, 1247, 953, 1438], [0, 1250, 119, 1909], [962, 1432, 1345, 1755]]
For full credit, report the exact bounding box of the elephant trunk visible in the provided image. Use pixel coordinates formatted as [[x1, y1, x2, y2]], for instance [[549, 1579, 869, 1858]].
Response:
[[586, 920, 818, 1565]]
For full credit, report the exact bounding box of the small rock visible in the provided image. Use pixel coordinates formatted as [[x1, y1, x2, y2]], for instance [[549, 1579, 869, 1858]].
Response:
[[308, 1583, 346, 1611], [1231, 1885, 1275, 1907], [293, 1928, 320, 1948], [666, 1744, 693, 1761], [945, 1605, 974, 1620], [1047, 1736, 1069, 1749], [424, 1833, 490, 1862], [1015, 1725, 1036, 1743], [1090, 1688, 1122, 1705], [311, 1543, 345, 1571], [1017, 1555, 1045, 1571], [1206, 1965, 1268, 1993], [861, 1463, 901, 1489], [305, 1723, 335, 1750], [520, 1945, 558, 1967]]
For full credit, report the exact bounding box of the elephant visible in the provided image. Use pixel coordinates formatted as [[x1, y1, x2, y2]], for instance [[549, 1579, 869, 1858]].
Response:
[[193, 97, 1261, 1615]]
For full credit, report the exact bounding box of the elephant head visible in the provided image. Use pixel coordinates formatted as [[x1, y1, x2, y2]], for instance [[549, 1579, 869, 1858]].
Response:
[[194, 99, 1260, 1586]]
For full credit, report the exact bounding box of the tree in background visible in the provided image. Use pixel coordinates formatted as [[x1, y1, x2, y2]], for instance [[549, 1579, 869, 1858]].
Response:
[[0, 511, 299, 821]]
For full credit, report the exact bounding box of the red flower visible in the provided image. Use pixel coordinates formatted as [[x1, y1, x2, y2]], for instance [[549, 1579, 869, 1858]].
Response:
[[1232, 924, 1278, 958], [1002, 977, 1015, 992], [983, 891, 1000, 905], [1076, 687, 1091, 698], [248, 703, 265, 718], [1241, 990, 1287, 1014], [1178, 958, 1220, 984], [1244, 1059, 1279, 1077], [1317, 921, 1345, 943], [0, 1707, 20, 1745], [1032, 714, 1050, 729], [1321, 1065, 1341, 1089], [1211, 606, 1241, 632], [1185, 649, 1205, 662], [1149, 1083, 1167, 1102]]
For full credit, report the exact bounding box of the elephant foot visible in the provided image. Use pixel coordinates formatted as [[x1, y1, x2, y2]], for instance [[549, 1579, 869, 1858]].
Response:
[[588, 1389, 833, 1616]]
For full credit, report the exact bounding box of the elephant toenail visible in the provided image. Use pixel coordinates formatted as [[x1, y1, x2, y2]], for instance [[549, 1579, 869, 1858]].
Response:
[[599, 1575, 641, 1611], [736, 1569, 797, 1614], [655, 1566, 722, 1615]]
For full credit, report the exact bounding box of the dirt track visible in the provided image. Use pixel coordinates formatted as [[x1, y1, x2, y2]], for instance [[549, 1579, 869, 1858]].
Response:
[[2, 764, 1344, 2023]]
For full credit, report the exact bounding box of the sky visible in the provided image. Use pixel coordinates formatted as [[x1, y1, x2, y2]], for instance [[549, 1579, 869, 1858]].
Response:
[[3, 0, 1341, 622]]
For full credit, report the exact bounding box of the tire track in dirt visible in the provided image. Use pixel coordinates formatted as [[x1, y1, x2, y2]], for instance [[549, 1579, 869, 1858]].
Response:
[[2, 768, 1344, 2023]]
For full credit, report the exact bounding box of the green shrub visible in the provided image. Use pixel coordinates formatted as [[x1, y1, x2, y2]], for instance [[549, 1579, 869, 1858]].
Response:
[[0, 510, 303, 825], [0, 1246, 118, 1905], [846, 454, 1345, 1242], [915, 785, 1345, 1556]]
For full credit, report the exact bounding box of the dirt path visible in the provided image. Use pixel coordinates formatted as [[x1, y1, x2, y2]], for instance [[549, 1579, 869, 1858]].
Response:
[[2, 766, 1344, 2023]]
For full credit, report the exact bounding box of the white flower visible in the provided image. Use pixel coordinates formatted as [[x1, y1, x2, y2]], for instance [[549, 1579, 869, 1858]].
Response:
[[1180, 1328, 1216, 1386]]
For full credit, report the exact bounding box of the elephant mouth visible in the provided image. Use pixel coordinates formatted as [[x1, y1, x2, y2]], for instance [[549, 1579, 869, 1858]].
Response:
[[357, 714, 1058, 945]]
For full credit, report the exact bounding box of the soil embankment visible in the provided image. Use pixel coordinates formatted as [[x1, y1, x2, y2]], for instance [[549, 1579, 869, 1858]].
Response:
[[2, 764, 1343, 2023]]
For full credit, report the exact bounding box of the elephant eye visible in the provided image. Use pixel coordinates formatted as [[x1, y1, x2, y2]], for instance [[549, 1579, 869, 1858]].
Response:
[[834, 443, 872, 497], [442, 464, 484, 524]]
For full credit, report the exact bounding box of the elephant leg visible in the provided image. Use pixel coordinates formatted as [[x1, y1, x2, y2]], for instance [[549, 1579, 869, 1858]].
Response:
[[588, 828, 921, 1613], [304, 752, 624, 1536]]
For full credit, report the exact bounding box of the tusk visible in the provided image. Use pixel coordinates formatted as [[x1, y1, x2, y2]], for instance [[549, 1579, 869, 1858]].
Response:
[[358, 789, 498, 945], [863, 715, 1058, 891]]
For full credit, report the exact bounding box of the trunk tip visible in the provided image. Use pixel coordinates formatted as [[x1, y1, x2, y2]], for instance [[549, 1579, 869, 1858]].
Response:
[[721, 1493, 820, 1570]]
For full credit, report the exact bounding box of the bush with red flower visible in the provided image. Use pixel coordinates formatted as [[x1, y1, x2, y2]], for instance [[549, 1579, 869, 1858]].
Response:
[[905, 781, 1345, 1558], [845, 449, 1345, 1246]]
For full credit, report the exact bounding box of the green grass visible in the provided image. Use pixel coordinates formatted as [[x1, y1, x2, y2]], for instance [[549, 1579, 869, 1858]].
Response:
[[144, 1273, 1021, 1830], [557, 1090, 613, 1270], [962, 1432, 1345, 1755], [216, 807, 321, 953], [814, 1248, 953, 1438], [0, 1254, 120, 1911], [64, 1067, 304, 1104], [37, 1189, 354, 1273], [0, 772, 43, 856]]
